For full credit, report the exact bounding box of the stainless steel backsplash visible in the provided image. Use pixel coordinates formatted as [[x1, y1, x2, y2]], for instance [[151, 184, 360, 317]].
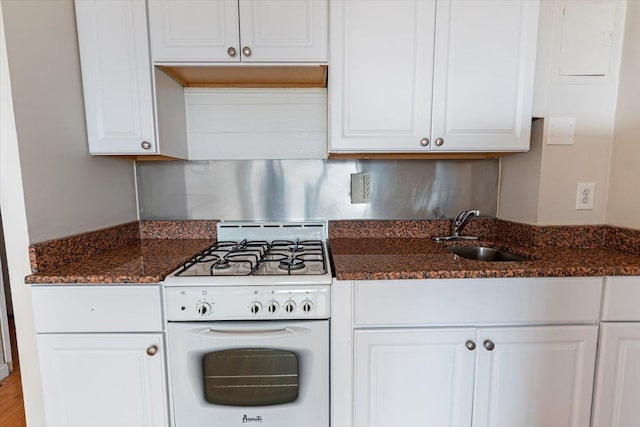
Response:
[[136, 159, 498, 220]]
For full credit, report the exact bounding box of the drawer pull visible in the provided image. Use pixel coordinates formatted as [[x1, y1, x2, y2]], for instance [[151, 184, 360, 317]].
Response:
[[146, 345, 158, 356]]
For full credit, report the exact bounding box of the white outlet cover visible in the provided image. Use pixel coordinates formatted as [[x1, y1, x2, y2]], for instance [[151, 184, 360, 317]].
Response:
[[548, 117, 576, 145], [576, 182, 595, 210]]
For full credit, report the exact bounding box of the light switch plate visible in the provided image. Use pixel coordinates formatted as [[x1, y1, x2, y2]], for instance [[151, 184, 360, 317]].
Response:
[[548, 117, 576, 145]]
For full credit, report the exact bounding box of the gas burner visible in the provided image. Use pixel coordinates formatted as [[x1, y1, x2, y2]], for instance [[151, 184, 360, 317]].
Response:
[[211, 260, 231, 271], [279, 258, 306, 271], [289, 244, 305, 253]]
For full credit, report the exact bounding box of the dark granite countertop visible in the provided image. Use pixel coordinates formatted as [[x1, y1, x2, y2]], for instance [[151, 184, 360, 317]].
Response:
[[25, 219, 640, 284], [26, 238, 215, 284], [329, 237, 640, 281]]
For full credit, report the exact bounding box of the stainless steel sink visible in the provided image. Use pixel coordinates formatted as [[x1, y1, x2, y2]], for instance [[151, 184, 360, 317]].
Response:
[[446, 246, 527, 262]]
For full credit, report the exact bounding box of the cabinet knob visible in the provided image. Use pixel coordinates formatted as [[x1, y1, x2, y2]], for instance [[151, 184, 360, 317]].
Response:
[[465, 340, 476, 351], [420, 138, 430, 147], [242, 46, 252, 57], [435, 138, 444, 147], [146, 345, 158, 356], [483, 339, 495, 351], [141, 141, 152, 150], [227, 46, 237, 57]]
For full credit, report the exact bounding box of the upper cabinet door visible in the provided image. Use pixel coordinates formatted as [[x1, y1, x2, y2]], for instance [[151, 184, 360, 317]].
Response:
[[473, 326, 598, 427], [75, 0, 156, 154], [329, 0, 436, 152], [238, 0, 328, 62], [148, 0, 241, 62], [431, 0, 540, 152]]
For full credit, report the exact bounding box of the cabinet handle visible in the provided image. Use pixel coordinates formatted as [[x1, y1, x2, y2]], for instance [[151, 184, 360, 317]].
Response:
[[146, 345, 158, 356], [242, 46, 252, 57], [420, 138, 430, 147], [435, 138, 444, 147], [483, 339, 495, 351], [465, 340, 476, 351], [227, 46, 237, 57], [141, 141, 152, 150]]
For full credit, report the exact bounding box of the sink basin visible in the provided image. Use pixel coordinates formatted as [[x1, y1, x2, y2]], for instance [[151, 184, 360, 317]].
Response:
[[446, 246, 526, 262]]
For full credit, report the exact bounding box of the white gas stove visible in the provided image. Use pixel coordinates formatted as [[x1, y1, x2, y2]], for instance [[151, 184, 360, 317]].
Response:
[[164, 222, 331, 427], [163, 221, 332, 321]]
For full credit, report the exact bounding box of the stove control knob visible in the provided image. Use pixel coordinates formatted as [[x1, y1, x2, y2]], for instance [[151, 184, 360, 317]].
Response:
[[301, 300, 313, 313], [267, 301, 279, 314], [284, 300, 296, 313], [196, 302, 212, 317], [250, 302, 262, 315]]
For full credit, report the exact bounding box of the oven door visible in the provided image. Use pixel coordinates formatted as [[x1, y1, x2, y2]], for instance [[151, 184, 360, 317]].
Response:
[[167, 320, 329, 427]]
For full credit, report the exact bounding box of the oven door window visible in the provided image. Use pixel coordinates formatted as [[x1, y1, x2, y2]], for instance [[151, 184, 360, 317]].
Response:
[[203, 348, 298, 406]]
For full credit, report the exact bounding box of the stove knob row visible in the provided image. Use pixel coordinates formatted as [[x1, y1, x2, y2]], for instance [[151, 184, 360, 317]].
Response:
[[196, 302, 212, 317]]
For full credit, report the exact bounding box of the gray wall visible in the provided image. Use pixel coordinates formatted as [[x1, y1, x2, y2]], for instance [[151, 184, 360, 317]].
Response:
[[2, 0, 138, 243], [137, 159, 499, 220]]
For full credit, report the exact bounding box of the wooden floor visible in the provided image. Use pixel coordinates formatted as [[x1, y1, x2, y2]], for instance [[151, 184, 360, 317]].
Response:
[[0, 316, 26, 427]]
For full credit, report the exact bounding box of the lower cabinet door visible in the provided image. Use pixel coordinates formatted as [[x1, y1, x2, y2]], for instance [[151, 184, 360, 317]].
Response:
[[472, 326, 598, 427], [592, 323, 640, 427], [353, 328, 476, 427], [37, 333, 169, 427]]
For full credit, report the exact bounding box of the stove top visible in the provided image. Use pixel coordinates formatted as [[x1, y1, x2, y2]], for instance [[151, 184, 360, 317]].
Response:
[[163, 221, 332, 287], [174, 239, 327, 277]]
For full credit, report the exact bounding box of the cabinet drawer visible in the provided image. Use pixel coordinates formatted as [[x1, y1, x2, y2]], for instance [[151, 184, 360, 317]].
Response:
[[602, 276, 640, 321], [32, 285, 163, 333], [353, 277, 603, 327]]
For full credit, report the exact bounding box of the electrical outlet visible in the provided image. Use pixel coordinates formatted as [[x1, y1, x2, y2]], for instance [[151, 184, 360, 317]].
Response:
[[576, 182, 595, 210], [351, 173, 372, 203]]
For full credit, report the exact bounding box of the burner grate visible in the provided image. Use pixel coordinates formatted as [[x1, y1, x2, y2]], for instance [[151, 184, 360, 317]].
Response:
[[175, 238, 327, 277]]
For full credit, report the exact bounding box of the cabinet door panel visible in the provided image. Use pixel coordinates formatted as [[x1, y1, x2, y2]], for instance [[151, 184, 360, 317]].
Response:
[[431, 0, 539, 151], [148, 0, 240, 62], [239, 0, 327, 62], [329, 0, 435, 152], [37, 334, 168, 427], [75, 0, 156, 154], [592, 323, 640, 427], [354, 328, 475, 427], [473, 326, 597, 427]]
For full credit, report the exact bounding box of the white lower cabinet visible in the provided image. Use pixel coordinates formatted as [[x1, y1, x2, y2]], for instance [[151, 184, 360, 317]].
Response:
[[352, 325, 597, 427], [472, 326, 597, 427], [332, 278, 604, 427], [31, 285, 169, 427], [592, 277, 640, 427], [592, 323, 640, 427], [354, 328, 476, 427], [37, 333, 169, 427]]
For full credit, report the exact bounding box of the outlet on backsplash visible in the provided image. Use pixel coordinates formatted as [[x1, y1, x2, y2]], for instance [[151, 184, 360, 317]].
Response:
[[576, 182, 595, 210], [351, 173, 372, 204]]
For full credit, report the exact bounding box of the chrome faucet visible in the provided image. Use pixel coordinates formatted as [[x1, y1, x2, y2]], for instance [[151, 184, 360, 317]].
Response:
[[452, 210, 480, 237], [433, 209, 480, 242]]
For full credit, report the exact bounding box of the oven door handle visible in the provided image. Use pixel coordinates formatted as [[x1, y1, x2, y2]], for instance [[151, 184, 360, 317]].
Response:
[[189, 326, 311, 340]]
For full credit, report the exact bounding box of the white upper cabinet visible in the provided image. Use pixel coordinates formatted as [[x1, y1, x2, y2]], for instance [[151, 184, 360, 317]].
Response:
[[329, 0, 436, 152], [75, 0, 187, 157], [148, 0, 240, 62], [75, 0, 156, 155], [329, 0, 540, 153], [431, 0, 539, 151], [148, 0, 328, 63]]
